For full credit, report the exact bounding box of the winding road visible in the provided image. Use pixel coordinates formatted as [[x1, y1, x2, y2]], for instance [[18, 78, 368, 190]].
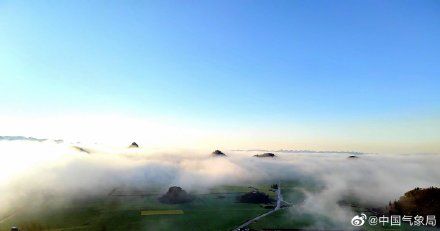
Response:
[[233, 182, 285, 231]]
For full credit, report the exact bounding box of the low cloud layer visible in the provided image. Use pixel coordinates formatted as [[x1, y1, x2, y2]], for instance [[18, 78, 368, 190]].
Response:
[[0, 140, 439, 228]]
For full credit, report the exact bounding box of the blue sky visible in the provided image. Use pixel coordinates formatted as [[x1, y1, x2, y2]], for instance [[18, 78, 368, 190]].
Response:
[[0, 1, 439, 153]]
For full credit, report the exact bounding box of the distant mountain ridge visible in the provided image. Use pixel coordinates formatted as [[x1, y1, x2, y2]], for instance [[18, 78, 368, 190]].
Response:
[[233, 149, 365, 155], [0, 136, 47, 142]]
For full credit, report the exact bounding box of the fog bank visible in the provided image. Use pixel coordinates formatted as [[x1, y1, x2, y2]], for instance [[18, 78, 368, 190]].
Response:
[[0, 140, 439, 227]]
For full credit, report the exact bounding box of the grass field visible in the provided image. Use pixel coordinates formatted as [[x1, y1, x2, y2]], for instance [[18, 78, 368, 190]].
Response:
[[0, 185, 272, 231]]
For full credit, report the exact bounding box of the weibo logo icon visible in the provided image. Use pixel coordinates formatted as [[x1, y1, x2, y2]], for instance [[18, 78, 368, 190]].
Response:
[[351, 213, 367, 226]]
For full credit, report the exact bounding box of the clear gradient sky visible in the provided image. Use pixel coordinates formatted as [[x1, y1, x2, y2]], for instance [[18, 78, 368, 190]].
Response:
[[0, 1, 439, 153]]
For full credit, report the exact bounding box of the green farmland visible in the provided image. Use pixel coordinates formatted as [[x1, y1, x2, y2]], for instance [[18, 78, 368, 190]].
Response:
[[0, 185, 272, 231]]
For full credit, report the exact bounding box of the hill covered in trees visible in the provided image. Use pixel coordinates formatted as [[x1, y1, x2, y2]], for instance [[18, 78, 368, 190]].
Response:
[[388, 187, 440, 224]]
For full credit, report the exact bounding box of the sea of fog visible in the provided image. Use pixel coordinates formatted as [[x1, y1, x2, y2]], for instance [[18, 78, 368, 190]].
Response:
[[0, 139, 439, 228]]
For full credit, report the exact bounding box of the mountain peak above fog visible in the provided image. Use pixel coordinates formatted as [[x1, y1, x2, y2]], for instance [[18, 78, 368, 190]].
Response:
[[211, 150, 227, 157], [129, 142, 139, 148]]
